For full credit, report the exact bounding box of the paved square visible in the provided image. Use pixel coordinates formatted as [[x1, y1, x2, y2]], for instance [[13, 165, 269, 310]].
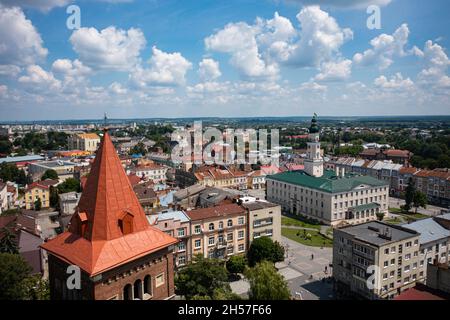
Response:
[[279, 267, 303, 280]]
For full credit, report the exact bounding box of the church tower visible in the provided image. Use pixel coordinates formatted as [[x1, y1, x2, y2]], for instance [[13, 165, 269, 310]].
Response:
[[304, 114, 324, 177]]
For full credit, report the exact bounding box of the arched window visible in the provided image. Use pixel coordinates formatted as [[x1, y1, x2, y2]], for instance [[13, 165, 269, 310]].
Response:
[[144, 275, 152, 298], [123, 284, 133, 300], [219, 221, 223, 229], [209, 223, 214, 231], [227, 219, 233, 227], [133, 279, 143, 300]]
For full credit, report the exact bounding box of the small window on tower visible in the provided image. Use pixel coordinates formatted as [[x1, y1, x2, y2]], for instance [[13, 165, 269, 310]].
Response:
[[119, 211, 134, 235]]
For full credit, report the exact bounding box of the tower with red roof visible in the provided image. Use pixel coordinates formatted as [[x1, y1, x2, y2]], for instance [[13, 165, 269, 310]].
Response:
[[41, 130, 177, 300]]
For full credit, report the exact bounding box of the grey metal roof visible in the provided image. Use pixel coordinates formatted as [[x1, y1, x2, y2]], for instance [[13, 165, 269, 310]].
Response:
[[340, 221, 419, 247], [0, 155, 44, 164], [147, 210, 190, 225], [403, 218, 450, 245]]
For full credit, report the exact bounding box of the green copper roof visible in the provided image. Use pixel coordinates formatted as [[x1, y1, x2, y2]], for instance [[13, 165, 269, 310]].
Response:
[[350, 203, 381, 212], [267, 170, 388, 193], [309, 114, 319, 133]]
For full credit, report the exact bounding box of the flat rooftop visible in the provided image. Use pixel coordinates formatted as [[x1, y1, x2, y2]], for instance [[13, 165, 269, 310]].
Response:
[[339, 221, 419, 247]]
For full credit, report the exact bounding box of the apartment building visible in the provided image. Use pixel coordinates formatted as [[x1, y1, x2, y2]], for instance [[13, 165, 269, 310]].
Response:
[[148, 210, 191, 268], [185, 203, 247, 259], [0, 181, 7, 213], [129, 163, 168, 183], [333, 221, 421, 300], [404, 214, 450, 283], [397, 168, 450, 207], [239, 196, 281, 247], [328, 157, 402, 195], [25, 179, 59, 210], [67, 133, 100, 152], [194, 166, 248, 190]]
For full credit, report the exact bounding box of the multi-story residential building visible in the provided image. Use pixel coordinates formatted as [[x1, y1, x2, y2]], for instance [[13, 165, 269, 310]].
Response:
[[148, 210, 191, 268], [28, 160, 77, 182], [193, 166, 248, 190], [24, 179, 59, 210], [129, 163, 168, 183], [404, 214, 450, 283], [0, 181, 7, 213], [239, 196, 281, 247], [186, 203, 247, 259], [396, 168, 450, 207], [67, 133, 100, 152], [414, 169, 450, 207], [267, 116, 390, 227], [328, 157, 402, 195], [426, 262, 450, 294], [333, 221, 422, 300], [134, 183, 159, 213]]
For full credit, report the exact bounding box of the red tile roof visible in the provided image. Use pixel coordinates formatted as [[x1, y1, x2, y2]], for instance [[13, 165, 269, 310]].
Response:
[[394, 284, 448, 300], [185, 203, 245, 221], [41, 131, 177, 276], [25, 179, 58, 192]]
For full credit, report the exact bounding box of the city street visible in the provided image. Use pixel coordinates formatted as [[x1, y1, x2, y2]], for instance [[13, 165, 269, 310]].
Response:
[[389, 196, 448, 217]]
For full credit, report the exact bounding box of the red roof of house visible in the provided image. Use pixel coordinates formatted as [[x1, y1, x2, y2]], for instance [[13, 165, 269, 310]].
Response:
[[185, 203, 245, 221], [394, 284, 448, 300], [25, 179, 58, 192], [127, 173, 142, 187], [41, 131, 177, 276]]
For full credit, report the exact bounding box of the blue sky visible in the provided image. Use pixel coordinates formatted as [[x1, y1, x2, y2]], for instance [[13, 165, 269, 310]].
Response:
[[0, 0, 449, 120]]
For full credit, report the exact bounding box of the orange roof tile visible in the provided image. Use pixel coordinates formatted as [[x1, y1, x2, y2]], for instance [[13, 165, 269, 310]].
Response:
[[41, 131, 177, 276], [185, 203, 245, 221]]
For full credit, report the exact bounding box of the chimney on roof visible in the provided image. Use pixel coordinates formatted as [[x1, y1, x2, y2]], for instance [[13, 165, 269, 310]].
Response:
[[336, 167, 340, 177], [341, 167, 345, 177]]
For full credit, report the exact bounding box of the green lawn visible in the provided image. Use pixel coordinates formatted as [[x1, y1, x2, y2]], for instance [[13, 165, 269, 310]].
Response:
[[389, 208, 429, 220], [281, 216, 321, 230], [282, 227, 333, 247], [385, 217, 403, 225]]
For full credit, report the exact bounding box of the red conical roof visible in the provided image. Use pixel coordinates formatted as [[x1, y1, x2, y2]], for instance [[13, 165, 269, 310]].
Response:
[[41, 131, 177, 276], [71, 131, 150, 240]]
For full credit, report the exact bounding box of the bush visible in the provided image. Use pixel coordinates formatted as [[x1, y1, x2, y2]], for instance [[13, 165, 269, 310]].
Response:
[[226, 255, 247, 275]]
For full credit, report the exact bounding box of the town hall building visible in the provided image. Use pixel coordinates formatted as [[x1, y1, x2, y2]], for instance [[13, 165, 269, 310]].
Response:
[[266, 115, 390, 227], [41, 130, 178, 300]]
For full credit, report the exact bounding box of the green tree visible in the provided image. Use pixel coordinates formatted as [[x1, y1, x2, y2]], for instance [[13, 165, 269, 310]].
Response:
[[22, 275, 50, 300], [0, 138, 12, 155], [0, 253, 32, 300], [376, 212, 385, 221], [49, 186, 60, 209], [0, 163, 27, 185], [175, 255, 231, 300], [41, 169, 58, 180], [245, 261, 290, 300], [57, 178, 81, 193], [413, 191, 428, 214], [247, 237, 285, 267], [34, 198, 42, 211], [0, 228, 19, 254], [129, 142, 147, 156], [404, 178, 415, 212], [226, 255, 247, 275]]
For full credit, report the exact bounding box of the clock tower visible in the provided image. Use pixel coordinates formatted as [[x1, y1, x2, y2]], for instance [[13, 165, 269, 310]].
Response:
[[304, 114, 324, 177]]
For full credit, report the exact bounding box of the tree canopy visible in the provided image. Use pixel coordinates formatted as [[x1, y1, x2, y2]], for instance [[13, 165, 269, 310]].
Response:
[[175, 255, 232, 300], [0, 253, 32, 300], [41, 169, 58, 180], [247, 237, 285, 267], [245, 260, 290, 300]]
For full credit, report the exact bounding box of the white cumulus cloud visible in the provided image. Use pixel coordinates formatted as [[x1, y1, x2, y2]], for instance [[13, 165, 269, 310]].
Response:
[[70, 26, 146, 71], [198, 58, 221, 81], [0, 5, 48, 66]]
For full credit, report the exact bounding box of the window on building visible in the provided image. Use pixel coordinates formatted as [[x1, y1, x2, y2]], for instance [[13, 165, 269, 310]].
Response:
[[194, 225, 201, 234], [195, 239, 201, 249], [209, 223, 214, 231], [238, 217, 244, 225], [177, 228, 185, 237], [238, 230, 244, 239], [227, 219, 233, 227], [155, 273, 165, 288], [238, 244, 245, 252], [208, 237, 215, 246]]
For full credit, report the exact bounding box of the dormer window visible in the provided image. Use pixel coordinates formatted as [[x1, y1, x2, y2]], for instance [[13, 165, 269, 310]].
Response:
[[77, 212, 88, 238], [119, 211, 134, 235]]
